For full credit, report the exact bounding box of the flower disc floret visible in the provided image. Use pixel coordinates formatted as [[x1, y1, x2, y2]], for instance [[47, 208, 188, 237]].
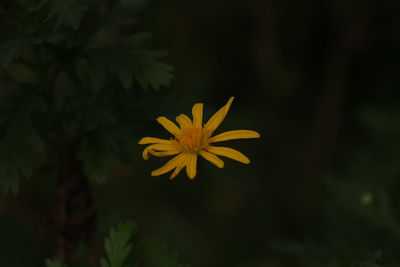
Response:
[[175, 128, 209, 153]]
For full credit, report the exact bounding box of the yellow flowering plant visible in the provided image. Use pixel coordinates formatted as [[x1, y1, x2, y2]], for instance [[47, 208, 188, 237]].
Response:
[[139, 97, 260, 179]]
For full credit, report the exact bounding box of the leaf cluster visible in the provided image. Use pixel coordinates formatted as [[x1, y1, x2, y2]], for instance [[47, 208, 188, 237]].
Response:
[[0, 0, 174, 192], [45, 221, 190, 267]]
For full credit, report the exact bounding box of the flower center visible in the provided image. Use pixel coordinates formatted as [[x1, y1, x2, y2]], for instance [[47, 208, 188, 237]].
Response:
[[175, 127, 208, 153]]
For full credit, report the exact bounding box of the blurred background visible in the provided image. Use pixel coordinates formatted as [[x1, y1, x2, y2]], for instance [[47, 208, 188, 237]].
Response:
[[2, 0, 400, 266]]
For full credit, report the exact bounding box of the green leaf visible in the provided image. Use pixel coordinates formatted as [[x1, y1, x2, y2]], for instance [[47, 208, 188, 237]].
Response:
[[87, 33, 174, 91], [0, 94, 44, 194], [101, 221, 136, 267], [45, 258, 69, 267], [78, 133, 116, 184], [40, 0, 88, 29], [100, 258, 110, 267], [133, 53, 175, 91]]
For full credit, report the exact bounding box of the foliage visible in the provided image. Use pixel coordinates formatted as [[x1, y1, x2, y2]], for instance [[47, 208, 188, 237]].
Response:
[[40, 0, 88, 29], [87, 33, 175, 91], [45, 221, 190, 267], [100, 221, 135, 267], [0, 0, 174, 193], [78, 132, 117, 184], [0, 89, 44, 193]]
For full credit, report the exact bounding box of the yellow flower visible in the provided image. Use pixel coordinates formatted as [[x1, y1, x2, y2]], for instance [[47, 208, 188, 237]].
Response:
[[138, 97, 260, 179]]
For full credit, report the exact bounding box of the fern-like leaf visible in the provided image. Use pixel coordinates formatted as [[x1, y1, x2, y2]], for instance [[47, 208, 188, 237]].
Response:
[[38, 0, 88, 29], [101, 221, 136, 267]]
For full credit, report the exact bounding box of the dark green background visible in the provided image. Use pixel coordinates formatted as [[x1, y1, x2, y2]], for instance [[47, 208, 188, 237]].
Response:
[[2, 0, 400, 266]]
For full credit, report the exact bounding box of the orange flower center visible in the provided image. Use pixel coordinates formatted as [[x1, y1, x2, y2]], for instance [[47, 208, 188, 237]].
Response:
[[175, 127, 209, 153]]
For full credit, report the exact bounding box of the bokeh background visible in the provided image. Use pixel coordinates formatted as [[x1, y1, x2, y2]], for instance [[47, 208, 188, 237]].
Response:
[[2, 0, 400, 266]]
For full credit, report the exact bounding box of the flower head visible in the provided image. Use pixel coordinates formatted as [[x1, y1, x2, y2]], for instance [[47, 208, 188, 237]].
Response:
[[138, 97, 260, 179]]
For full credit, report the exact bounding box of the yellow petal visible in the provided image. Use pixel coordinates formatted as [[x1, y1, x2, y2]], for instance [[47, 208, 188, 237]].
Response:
[[156, 116, 180, 136], [206, 145, 250, 164], [192, 103, 203, 128], [170, 154, 188, 179], [148, 150, 181, 157], [209, 130, 260, 143], [204, 97, 234, 135], [185, 154, 197, 179], [199, 150, 224, 168], [151, 153, 187, 176], [176, 114, 192, 129], [143, 143, 180, 160], [138, 137, 172, 145]]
